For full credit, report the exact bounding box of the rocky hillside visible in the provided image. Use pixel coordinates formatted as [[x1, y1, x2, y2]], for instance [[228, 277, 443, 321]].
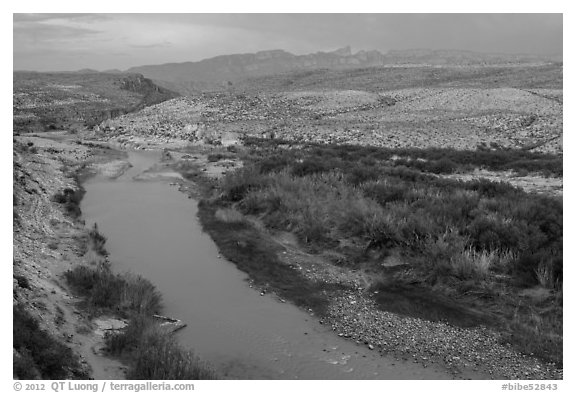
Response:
[[127, 48, 559, 93], [13, 72, 179, 133], [13, 135, 132, 379], [100, 83, 562, 155]]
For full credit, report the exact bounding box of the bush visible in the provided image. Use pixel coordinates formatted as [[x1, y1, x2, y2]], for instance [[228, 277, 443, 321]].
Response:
[[105, 316, 216, 380], [220, 166, 269, 202], [291, 158, 332, 177], [88, 223, 108, 256], [52, 187, 86, 219], [127, 330, 216, 380], [65, 262, 161, 315], [13, 305, 83, 379], [105, 314, 151, 355], [14, 274, 30, 289]]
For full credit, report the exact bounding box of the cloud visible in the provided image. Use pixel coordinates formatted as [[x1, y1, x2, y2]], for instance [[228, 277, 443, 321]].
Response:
[[12, 14, 562, 72], [129, 40, 172, 49], [13, 13, 111, 23], [14, 22, 101, 52]]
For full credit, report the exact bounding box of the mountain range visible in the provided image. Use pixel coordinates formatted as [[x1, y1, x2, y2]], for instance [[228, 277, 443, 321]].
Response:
[[126, 47, 560, 92]]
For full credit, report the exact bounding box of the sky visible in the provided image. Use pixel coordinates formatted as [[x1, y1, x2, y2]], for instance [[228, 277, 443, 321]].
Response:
[[13, 13, 563, 72]]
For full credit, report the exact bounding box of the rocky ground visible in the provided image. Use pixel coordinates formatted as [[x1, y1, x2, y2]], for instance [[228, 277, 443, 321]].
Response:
[[262, 230, 562, 380], [13, 134, 131, 379], [98, 85, 562, 155]]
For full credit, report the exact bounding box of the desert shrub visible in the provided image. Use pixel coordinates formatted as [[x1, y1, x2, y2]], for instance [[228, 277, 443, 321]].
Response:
[[466, 215, 524, 251], [363, 211, 402, 250], [105, 315, 216, 380], [52, 186, 86, 219], [120, 274, 162, 315], [127, 330, 216, 380], [514, 250, 562, 287], [65, 262, 161, 315], [65, 262, 123, 309], [240, 189, 280, 215], [87, 224, 108, 256], [207, 152, 235, 162], [257, 154, 293, 173], [14, 274, 30, 289], [291, 158, 332, 177], [362, 181, 411, 206], [296, 208, 330, 244], [419, 231, 512, 282], [105, 314, 151, 355], [345, 165, 380, 185], [220, 166, 268, 202], [463, 178, 522, 198], [449, 248, 497, 280], [219, 139, 562, 288], [427, 158, 458, 174]]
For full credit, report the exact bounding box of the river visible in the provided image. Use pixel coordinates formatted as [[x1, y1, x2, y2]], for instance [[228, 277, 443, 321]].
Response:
[[81, 150, 451, 380]]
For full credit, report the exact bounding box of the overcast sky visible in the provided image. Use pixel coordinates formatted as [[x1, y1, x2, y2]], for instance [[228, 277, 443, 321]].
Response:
[[13, 13, 563, 71]]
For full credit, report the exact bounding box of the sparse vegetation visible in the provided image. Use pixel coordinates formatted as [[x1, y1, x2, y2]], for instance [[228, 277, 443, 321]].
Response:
[[52, 186, 86, 219], [65, 261, 162, 316], [105, 315, 215, 380], [14, 274, 30, 289], [65, 226, 215, 379], [13, 305, 86, 379], [207, 139, 562, 364]]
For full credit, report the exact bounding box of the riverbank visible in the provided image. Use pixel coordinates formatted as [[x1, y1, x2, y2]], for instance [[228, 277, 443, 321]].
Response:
[[161, 142, 562, 380], [14, 132, 561, 380], [13, 134, 215, 380], [13, 134, 128, 379]]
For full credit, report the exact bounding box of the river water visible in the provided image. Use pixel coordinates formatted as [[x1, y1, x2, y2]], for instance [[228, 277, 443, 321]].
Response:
[[81, 150, 450, 380]]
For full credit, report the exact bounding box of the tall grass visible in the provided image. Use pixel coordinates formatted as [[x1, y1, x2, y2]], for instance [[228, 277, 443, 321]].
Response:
[[65, 261, 161, 316], [104, 314, 216, 380], [221, 149, 562, 287], [127, 328, 216, 380], [211, 140, 563, 364]]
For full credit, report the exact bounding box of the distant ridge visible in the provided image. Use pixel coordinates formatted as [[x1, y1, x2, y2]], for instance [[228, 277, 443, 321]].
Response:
[[102, 68, 124, 74], [126, 47, 559, 92]]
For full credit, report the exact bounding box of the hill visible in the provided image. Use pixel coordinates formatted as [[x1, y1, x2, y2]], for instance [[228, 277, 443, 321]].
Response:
[[13, 72, 179, 133], [101, 69, 562, 155]]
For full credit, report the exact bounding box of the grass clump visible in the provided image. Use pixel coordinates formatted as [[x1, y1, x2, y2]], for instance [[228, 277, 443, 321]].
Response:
[[85, 223, 108, 256], [129, 332, 215, 379], [104, 316, 216, 379], [64, 261, 161, 316], [65, 224, 215, 379]]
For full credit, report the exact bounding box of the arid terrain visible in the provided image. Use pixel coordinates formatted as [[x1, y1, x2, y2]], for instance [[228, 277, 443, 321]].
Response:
[[13, 57, 563, 380]]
